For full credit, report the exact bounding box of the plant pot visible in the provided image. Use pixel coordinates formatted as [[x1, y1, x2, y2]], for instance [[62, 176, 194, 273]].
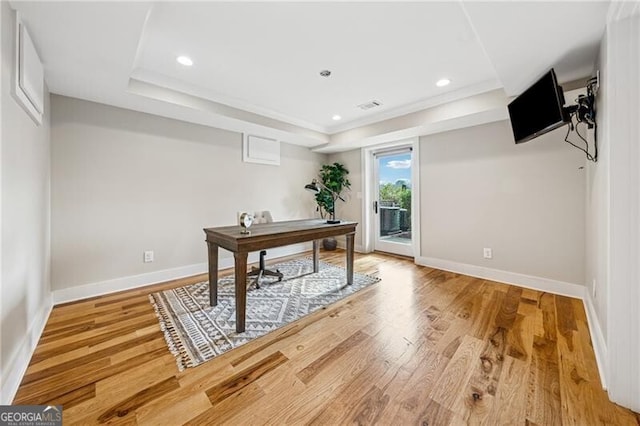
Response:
[[322, 237, 338, 251]]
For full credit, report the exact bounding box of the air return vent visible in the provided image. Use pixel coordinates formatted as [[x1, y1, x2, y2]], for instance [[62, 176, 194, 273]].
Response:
[[357, 100, 383, 110], [14, 12, 43, 125]]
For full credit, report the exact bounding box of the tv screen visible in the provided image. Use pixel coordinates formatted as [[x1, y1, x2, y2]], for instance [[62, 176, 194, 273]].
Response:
[[508, 69, 568, 144]]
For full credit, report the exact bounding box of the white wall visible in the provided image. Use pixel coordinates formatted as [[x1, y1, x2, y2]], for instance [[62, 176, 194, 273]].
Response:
[[328, 150, 364, 249], [0, 2, 52, 403], [50, 95, 325, 299], [584, 32, 610, 368], [600, 10, 640, 411], [420, 121, 585, 285], [583, 9, 640, 411], [419, 120, 586, 286], [328, 119, 586, 291]]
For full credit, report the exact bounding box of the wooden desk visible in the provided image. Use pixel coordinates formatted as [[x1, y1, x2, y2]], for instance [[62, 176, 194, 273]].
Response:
[[204, 219, 357, 333]]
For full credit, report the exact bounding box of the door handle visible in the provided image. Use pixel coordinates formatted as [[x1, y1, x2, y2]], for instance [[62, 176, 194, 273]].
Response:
[[374, 201, 378, 214]]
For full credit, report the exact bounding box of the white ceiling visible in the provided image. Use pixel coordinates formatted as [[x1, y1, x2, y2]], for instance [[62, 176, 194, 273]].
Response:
[[11, 1, 610, 151]]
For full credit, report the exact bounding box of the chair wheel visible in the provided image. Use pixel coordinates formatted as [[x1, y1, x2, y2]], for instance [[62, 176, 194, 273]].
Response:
[[277, 269, 282, 281]]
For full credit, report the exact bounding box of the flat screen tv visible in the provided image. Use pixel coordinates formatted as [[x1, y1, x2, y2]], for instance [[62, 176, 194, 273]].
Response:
[[508, 69, 568, 144]]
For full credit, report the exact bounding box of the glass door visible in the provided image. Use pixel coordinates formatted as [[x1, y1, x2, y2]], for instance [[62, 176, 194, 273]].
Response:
[[373, 148, 413, 257]]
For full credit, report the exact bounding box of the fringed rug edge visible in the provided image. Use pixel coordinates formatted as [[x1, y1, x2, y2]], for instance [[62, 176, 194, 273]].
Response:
[[148, 293, 193, 372]]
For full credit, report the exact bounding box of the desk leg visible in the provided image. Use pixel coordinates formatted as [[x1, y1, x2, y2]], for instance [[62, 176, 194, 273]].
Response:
[[208, 242, 219, 306], [346, 232, 354, 285], [312, 240, 319, 273], [234, 251, 248, 333]]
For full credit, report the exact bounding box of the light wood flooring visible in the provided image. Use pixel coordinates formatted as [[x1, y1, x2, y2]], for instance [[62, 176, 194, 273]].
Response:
[[13, 251, 640, 425]]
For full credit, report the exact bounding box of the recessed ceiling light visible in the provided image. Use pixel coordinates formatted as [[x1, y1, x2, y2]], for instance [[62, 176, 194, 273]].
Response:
[[176, 56, 193, 66], [436, 78, 451, 87], [332, 115, 342, 121]]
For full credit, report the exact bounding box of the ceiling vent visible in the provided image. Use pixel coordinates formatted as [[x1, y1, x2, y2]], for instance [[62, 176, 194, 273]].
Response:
[[357, 100, 382, 110]]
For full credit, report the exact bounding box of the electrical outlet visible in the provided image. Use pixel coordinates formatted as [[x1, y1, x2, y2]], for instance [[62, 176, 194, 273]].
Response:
[[144, 250, 154, 263], [483, 248, 493, 259]]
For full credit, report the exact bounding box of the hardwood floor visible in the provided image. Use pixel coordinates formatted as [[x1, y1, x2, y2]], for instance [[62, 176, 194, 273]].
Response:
[[13, 251, 639, 425]]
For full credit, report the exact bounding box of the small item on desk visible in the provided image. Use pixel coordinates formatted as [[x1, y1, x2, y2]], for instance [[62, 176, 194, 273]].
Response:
[[239, 212, 253, 234]]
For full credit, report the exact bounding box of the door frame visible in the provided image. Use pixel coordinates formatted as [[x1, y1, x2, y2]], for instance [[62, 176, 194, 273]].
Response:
[[372, 147, 414, 256], [361, 137, 421, 258]]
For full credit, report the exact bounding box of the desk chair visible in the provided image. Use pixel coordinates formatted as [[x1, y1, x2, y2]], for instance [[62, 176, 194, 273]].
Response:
[[247, 211, 283, 289]]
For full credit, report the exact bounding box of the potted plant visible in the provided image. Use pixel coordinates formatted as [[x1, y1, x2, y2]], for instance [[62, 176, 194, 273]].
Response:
[[313, 163, 351, 250]]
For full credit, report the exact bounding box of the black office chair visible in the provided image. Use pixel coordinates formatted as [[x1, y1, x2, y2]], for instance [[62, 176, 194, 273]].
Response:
[[247, 211, 283, 289]]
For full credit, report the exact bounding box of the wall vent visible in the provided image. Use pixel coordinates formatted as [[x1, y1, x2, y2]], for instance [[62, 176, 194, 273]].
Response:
[[14, 11, 44, 125], [357, 100, 383, 110]]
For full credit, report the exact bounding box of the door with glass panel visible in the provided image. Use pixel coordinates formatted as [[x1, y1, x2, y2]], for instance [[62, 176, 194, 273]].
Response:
[[373, 147, 413, 256]]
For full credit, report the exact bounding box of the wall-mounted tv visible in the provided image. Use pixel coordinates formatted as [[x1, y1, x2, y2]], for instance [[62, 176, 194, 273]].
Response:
[[508, 69, 569, 144]]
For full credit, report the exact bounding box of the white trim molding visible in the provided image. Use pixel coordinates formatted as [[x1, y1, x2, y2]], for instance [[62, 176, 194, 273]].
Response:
[[1, 296, 53, 404], [53, 243, 311, 304], [335, 242, 365, 254], [583, 293, 608, 389], [53, 262, 207, 305], [361, 138, 421, 257], [415, 256, 585, 299]]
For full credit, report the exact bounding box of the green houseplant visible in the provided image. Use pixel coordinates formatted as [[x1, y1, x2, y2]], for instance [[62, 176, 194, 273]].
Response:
[[313, 163, 351, 250]]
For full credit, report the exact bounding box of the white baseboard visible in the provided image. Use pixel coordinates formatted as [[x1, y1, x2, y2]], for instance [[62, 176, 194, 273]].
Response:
[[52, 262, 207, 304], [415, 256, 586, 299], [335, 241, 365, 253], [52, 243, 311, 304], [583, 293, 608, 389], [1, 295, 53, 404]]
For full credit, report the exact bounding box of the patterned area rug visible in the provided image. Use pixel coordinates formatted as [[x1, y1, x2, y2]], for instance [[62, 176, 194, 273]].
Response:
[[149, 258, 380, 370]]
